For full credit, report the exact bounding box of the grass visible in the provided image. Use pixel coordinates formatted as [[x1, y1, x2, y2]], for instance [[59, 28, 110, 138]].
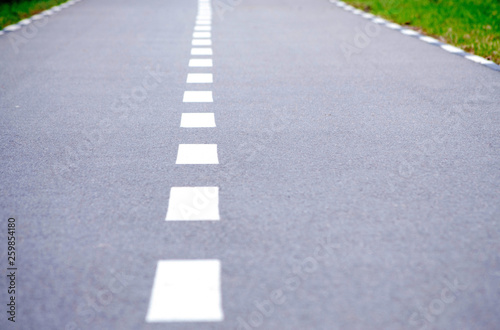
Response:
[[0, 0, 68, 29], [343, 0, 500, 64]]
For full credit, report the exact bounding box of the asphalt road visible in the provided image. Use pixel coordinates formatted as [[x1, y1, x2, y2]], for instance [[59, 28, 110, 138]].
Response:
[[1, 0, 499, 329]]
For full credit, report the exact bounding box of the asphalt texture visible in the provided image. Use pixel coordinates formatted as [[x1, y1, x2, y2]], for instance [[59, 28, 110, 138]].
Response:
[[1, 0, 499, 329]]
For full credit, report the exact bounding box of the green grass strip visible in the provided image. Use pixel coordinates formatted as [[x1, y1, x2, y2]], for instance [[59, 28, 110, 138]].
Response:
[[343, 0, 500, 64], [0, 0, 68, 29]]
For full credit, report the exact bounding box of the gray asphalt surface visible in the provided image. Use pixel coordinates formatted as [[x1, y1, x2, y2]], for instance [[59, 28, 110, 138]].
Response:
[[1, 0, 500, 329]]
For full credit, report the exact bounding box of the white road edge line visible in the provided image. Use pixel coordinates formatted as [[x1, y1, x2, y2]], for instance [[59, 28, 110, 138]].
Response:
[[330, 0, 500, 72]]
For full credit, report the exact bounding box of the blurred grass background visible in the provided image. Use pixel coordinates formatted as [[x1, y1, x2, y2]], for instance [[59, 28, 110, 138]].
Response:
[[344, 0, 500, 63], [0, 0, 67, 28]]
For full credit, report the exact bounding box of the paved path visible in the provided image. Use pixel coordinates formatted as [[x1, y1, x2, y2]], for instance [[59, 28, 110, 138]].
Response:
[[1, 0, 499, 329]]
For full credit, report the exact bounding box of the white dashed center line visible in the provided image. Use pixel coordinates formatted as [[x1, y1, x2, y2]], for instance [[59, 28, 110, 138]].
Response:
[[148, 0, 224, 324]]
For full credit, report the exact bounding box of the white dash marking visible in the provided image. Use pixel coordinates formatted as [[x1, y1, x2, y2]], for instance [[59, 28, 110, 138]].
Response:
[[176, 144, 218, 164], [189, 59, 213, 67], [192, 39, 212, 46], [196, 20, 212, 25], [191, 48, 213, 56], [419, 36, 440, 44], [195, 26, 211, 31], [183, 91, 213, 102], [193, 32, 211, 38], [441, 44, 464, 53], [386, 22, 401, 29], [165, 187, 220, 221], [187, 73, 213, 83], [145, 260, 224, 322], [3, 25, 21, 32], [372, 17, 387, 24], [401, 29, 420, 36], [181, 113, 216, 128], [18, 19, 31, 25], [465, 54, 494, 65]]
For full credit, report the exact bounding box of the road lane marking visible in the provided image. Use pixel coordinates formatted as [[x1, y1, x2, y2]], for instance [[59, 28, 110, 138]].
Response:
[[192, 39, 212, 46], [175, 144, 219, 164], [181, 113, 216, 128], [419, 36, 440, 44], [441, 44, 464, 53], [386, 22, 401, 30], [191, 48, 213, 55], [145, 260, 223, 322], [165, 187, 220, 221], [401, 29, 420, 36], [465, 55, 494, 65], [187, 73, 213, 83], [196, 20, 212, 25], [189, 59, 213, 67], [195, 26, 211, 31], [193, 32, 211, 38], [183, 91, 213, 102]]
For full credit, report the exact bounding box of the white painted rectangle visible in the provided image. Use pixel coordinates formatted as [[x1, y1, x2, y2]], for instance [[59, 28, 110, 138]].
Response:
[[145, 260, 223, 322], [192, 39, 212, 46], [187, 73, 213, 83], [165, 187, 220, 221], [189, 59, 213, 67], [196, 20, 211, 25], [180, 113, 216, 128], [193, 32, 211, 38], [195, 26, 211, 31], [176, 144, 218, 164], [183, 91, 213, 102], [191, 48, 213, 55]]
